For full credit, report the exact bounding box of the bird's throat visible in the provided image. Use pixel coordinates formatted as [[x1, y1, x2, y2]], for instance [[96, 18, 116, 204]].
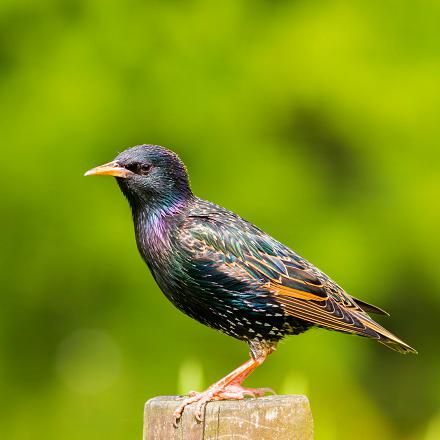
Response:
[[132, 195, 191, 259]]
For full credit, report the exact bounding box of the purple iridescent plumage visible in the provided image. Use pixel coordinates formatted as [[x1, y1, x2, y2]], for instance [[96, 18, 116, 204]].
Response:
[[106, 145, 416, 354]]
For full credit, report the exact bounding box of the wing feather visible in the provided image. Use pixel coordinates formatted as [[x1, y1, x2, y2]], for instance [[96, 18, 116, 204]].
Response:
[[184, 206, 416, 354]]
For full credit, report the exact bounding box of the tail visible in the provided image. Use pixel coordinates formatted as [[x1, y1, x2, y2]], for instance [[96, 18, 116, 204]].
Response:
[[379, 337, 417, 354], [355, 312, 417, 354]]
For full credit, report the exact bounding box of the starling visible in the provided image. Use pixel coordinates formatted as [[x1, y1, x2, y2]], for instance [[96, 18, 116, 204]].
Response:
[[85, 144, 416, 425]]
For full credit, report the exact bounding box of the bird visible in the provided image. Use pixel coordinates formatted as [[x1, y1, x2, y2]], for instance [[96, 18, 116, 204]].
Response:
[[85, 144, 416, 425]]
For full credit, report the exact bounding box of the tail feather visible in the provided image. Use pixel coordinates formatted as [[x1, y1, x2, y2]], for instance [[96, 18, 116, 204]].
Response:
[[379, 337, 418, 354], [351, 296, 390, 316], [355, 312, 417, 354]]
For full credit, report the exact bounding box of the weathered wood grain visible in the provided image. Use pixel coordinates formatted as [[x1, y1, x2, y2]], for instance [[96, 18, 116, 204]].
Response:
[[144, 395, 313, 440]]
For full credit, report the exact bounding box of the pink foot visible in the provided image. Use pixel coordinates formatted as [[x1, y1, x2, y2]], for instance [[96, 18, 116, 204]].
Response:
[[220, 384, 276, 398], [172, 384, 276, 427]]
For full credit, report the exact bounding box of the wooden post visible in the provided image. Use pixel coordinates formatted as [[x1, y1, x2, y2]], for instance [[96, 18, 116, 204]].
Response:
[[144, 395, 313, 440]]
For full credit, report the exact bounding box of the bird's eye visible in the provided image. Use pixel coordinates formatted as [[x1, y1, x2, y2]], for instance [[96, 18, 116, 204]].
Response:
[[137, 164, 153, 175]]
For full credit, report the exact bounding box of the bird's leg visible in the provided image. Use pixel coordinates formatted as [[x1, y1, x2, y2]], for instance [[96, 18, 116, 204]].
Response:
[[173, 340, 277, 427], [173, 358, 269, 426]]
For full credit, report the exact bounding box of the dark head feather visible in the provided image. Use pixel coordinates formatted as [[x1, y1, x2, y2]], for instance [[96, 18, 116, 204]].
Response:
[[114, 144, 193, 212]]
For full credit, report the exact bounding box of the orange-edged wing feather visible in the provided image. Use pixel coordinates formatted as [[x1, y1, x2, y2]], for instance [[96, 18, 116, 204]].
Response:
[[243, 252, 416, 354], [186, 209, 416, 354]]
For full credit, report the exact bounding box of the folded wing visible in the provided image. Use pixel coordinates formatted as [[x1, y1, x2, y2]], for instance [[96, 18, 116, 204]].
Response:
[[185, 208, 416, 354]]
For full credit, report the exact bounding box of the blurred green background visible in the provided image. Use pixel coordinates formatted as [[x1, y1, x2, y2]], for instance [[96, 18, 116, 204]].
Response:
[[1, 0, 439, 439]]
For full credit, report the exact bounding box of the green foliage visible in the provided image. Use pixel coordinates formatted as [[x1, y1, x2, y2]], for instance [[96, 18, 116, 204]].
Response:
[[0, 1, 439, 439]]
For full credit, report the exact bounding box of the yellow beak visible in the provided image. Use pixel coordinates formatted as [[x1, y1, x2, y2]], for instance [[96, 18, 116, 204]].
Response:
[[84, 161, 133, 178]]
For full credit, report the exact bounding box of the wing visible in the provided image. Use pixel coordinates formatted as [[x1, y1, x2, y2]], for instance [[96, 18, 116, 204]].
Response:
[[182, 202, 416, 354]]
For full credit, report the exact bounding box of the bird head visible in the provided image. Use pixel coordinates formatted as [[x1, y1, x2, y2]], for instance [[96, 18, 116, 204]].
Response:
[[85, 145, 193, 210]]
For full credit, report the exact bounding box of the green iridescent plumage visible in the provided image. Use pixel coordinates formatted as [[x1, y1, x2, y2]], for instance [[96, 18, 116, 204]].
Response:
[[87, 144, 416, 354]]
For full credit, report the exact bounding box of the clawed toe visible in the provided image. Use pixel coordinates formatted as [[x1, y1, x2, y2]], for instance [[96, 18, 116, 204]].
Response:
[[195, 399, 207, 421], [247, 386, 276, 397], [172, 383, 275, 427], [172, 391, 211, 426]]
